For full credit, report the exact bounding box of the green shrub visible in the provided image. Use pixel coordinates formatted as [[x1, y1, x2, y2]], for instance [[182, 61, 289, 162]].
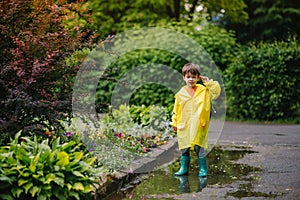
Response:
[[186, 23, 239, 72], [94, 23, 236, 111], [129, 104, 172, 128], [0, 131, 99, 200], [225, 37, 300, 121]]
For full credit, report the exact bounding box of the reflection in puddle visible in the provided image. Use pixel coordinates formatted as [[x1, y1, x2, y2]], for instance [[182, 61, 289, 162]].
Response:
[[104, 146, 265, 200], [178, 175, 207, 193]]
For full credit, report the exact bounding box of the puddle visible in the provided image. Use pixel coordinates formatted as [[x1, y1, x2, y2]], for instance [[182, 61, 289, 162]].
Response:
[[227, 183, 280, 199], [226, 179, 282, 199], [103, 146, 268, 200]]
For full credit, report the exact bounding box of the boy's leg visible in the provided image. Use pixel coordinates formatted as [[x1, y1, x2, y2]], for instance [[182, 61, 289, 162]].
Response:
[[181, 147, 190, 157], [174, 148, 190, 176], [194, 145, 208, 177]]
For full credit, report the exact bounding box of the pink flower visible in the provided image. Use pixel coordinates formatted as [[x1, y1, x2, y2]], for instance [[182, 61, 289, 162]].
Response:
[[128, 192, 133, 199], [114, 132, 124, 138], [66, 132, 72, 137], [143, 147, 147, 153], [129, 167, 134, 174]]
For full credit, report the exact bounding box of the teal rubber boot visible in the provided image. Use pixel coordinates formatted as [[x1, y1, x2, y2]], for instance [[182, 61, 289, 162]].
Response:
[[174, 156, 190, 176], [179, 175, 190, 193], [198, 157, 208, 177], [197, 177, 207, 192]]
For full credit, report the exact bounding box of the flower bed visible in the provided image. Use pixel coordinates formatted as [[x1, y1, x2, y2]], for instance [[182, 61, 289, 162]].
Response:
[[66, 105, 173, 172]]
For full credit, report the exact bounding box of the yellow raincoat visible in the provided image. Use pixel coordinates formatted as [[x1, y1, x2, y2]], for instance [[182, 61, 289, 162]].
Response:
[[171, 80, 221, 150]]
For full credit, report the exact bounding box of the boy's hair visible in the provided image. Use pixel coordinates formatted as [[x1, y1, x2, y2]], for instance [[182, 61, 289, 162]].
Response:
[[182, 63, 201, 76]]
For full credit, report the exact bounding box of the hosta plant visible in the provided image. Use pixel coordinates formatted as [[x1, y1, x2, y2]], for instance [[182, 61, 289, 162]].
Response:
[[0, 131, 100, 200]]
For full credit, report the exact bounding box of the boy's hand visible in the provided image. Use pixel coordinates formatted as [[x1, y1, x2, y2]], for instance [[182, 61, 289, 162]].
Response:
[[200, 76, 209, 83], [172, 126, 177, 132]]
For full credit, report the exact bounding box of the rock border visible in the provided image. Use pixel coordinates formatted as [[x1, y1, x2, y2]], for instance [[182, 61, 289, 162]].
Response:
[[95, 137, 179, 199]]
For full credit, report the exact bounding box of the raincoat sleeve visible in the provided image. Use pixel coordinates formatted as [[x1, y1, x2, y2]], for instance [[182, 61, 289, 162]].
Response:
[[204, 80, 221, 100], [171, 95, 180, 128]]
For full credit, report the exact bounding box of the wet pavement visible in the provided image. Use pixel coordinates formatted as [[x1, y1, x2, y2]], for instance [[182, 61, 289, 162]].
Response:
[[104, 121, 300, 200], [200, 121, 300, 200]]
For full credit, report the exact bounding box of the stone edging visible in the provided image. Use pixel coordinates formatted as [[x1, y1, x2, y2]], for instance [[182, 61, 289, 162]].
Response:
[[96, 137, 179, 199]]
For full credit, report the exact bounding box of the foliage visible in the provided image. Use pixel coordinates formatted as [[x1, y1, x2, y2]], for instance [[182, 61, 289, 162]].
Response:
[[227, 0, 300, 43], [84, 0, 248, 39], [94, 22, 236, 112], [86, 0, 171, 37], [183, 23, 239, 71], [66, 105, 172, 171], [203, 0, 248, 25], [225, 37, 300, 121], [0, 131, 101, 200], [129, 104, 172, 128], [95, 49, 184, 112], [0, 0, 94, 142]]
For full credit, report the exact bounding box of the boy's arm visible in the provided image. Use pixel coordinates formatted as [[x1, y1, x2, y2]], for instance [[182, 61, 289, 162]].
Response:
[[170, 96, 179, 131], [204, 79, 221, 100]]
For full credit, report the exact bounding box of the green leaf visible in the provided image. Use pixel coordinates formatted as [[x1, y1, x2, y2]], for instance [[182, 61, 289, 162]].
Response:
[[53, 177, 64, 187], [73, 182, 84, 191], [0, 194, 14, 200], [51, 137, 60, 151], [44, 173, 56, 184], [21, 137, 35, 145], [0, 152, 13, 158], [14, 131, 22, 141], [37, 194, 47, 200], [32, 173, 43, 179], [73, 152, 83, 161], [29, 164, 36, 173], [41, 185, 51, 191], [66, 183, 72, 190], [19, 170, 31, 178], [29, 153, 41, 173], [85, 157, 96, 165], [11, 187, 23, 198], [52, 187, 66, 200], [72, 171, 84, 177], [61, 141, 76, 151], [29, 186, 40, 197], [0, 176, 12, 184], [83, 185, 94, 193], [16, 148, 31, 164], [18, 178, 29, 186], [49, 151, 56, 163], [69, 191, 80, 200], [54, 165, 60, 171], [55, 172, 65, 178], [23, 182, 33, 194], [54, 191, 67, 200], [56, 151, 69, 167]]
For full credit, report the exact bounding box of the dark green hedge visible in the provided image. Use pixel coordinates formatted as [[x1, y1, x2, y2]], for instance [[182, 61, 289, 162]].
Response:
[[225, 37, 300, 121], [95, 24, 237, 112]]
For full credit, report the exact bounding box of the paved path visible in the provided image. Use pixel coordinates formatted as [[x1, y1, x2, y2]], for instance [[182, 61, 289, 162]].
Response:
[[105, 121, 300, 200], [189, 121, 300, 200]]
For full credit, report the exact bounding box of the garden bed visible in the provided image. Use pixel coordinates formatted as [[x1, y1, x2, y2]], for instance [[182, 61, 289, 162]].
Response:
[[94, 137, 178, 199]]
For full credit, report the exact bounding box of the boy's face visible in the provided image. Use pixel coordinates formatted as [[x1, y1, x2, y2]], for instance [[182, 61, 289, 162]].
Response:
[[183, 72, 200, 88]]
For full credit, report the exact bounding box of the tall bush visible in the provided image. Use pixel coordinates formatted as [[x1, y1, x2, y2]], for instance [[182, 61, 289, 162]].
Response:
[[0, 0, 93, 141], [225, 37, 300, 121]]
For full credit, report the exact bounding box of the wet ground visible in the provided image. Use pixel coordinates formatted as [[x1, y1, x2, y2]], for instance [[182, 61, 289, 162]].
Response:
[[104, 146, 266, 200], [103, 121, 300, 200]]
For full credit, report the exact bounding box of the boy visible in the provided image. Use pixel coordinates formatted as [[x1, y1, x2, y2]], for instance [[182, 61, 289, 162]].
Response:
[[171, 63, 221, 177]]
